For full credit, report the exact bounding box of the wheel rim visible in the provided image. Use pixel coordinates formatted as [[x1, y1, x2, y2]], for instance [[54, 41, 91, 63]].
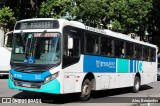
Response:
[[135, 80, 140, 91], [82, 84, 90, 96]]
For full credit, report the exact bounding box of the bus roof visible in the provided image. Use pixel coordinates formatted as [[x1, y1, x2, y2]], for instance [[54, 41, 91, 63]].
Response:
[[16, 18, 157, 49]]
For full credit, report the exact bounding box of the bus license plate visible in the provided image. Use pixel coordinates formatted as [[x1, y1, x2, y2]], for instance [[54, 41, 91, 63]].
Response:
[[22, 82, 31, 88]]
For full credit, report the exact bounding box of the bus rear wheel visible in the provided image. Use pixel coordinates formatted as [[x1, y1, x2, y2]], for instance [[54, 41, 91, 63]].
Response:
[[80, 79, 91, 101], [132, 76, 140, 93]]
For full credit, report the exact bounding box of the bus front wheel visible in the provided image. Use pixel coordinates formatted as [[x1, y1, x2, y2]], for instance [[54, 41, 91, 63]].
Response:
[[80, 79, 91, 101], [132, 76, 140, 93]]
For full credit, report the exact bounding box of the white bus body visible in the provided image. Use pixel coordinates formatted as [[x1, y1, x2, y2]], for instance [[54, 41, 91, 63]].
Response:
[[8, 18, 157, 101]]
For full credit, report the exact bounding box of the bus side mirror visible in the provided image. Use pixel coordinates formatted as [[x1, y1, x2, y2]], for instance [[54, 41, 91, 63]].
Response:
[[68, 37, 73, 49], [4, 31, 13, 51]]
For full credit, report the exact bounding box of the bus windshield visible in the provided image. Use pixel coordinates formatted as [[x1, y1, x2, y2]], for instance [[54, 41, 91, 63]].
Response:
[[11, 32, 61, 65]]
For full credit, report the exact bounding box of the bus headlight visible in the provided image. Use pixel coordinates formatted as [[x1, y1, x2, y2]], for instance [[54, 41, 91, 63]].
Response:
[[44, 72, 59, 83], [9, 72, 13, 81]]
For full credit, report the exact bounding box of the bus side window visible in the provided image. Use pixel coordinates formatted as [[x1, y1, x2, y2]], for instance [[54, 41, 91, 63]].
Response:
[[150, 48, 156, 62], [85, 33, 99, 55], [135, 45, 142, 60], [101, 36, 112, 56], [126, 42, 134, 59], [63, 35, 80, 68], [114, 40, 124, 58], [69, 37, 80, 57], [143, 47, 150, 61]]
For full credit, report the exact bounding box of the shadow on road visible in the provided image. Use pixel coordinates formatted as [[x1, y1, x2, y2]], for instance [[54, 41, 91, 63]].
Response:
[[12, 85, 153, 104], [13, 91, 80, 104], [91, 85, 152, 99], [139, 85, 153, 91]]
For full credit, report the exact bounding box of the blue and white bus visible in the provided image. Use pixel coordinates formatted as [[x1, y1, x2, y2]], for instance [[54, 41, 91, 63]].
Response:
[[8, 18, 157, 101]]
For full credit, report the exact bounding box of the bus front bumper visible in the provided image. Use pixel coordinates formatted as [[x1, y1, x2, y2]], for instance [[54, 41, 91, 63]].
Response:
[[8, 77, 60, 94]]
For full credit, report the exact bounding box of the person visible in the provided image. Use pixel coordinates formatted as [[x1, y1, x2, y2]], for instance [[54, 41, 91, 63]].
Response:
[[121, 48, 124, 58]]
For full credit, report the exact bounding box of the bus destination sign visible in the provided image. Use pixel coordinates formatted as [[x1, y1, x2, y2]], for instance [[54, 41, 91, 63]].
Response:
[[15, 20, 59, 30]]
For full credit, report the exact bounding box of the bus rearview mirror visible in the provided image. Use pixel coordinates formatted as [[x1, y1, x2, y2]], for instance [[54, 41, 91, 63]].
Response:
[[68, 37, 73, 49]]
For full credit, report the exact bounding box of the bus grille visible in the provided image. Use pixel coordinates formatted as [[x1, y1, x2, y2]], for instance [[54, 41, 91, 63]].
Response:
[[14, 79, 42, 89], [11, 64, 53, 73]]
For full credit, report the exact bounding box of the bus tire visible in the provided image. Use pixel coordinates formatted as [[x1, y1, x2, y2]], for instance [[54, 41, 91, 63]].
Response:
[[80, 79, 91, 101], [132, 76, 140, 93]]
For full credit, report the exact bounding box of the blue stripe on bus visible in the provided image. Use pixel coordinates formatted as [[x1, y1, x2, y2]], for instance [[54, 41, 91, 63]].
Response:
[[83, 55, 116, 73], [83, 55, 143, 73], [134, 60, 137, 73], [10, 69, 50, 81]]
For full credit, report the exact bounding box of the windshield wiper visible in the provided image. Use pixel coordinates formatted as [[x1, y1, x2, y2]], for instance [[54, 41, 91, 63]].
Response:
[[21, 30, 26, 45]]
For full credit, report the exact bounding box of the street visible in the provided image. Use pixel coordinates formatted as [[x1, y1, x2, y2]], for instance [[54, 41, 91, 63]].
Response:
[[0, 75, 160, 106]]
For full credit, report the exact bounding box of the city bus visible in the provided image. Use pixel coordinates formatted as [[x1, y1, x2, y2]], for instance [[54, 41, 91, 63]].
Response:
[[8, 18, 157, 101], [0, 30, 13, 75]]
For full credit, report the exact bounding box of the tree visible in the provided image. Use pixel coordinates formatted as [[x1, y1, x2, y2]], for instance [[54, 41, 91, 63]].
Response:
[[73, 0, 152, 36], [0, 0, 155, 44], [0, 0, 44, 30], [147, 0, 160, 46], [39, 0, 73, 18], [73, 0, 113, 28], [0, 6, 16, 31]]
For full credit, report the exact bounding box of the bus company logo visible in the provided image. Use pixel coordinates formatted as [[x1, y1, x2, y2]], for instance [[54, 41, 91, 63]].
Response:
[[35, 75, 41, 80], [96, 60, 116, 68], [14, 74, 22, 78], [26, 75, 29, 79], [96, 60, 101, 68]]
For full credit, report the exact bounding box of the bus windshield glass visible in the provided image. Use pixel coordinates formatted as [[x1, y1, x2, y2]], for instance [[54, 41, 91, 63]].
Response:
[[11, 32, 61, 65]]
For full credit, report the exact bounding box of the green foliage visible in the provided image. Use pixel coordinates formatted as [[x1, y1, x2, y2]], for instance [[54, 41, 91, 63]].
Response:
[[112, 20, 124, 32], [0, 0, 158, 44], [146, 0, 160, 45], [110, 0, 152, 33], [39, 0, 72, 19], [73, 0, 152, 34], [73, 0, 113, 27], [0, 6, 16, 30]]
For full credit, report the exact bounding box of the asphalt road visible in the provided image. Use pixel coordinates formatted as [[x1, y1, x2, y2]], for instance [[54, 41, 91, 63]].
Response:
[[0, 75, 160, 106]]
